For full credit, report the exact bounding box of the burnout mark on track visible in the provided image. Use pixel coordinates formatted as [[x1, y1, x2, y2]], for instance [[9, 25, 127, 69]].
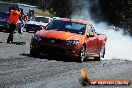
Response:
[[47, 60, 57, 63]]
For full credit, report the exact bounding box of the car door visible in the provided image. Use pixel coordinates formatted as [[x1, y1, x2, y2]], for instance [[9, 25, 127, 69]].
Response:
[[85, 24, 98, 55]]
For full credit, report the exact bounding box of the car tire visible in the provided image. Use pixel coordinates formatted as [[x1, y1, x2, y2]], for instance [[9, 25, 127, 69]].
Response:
[[30, 50, 39, 57], [26, 29, 29, 32], [78, 46, 86, 62], [95, 45, 105, 61]]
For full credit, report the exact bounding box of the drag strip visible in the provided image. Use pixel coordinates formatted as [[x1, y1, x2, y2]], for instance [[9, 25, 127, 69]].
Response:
[[0, 32, 132, 88]]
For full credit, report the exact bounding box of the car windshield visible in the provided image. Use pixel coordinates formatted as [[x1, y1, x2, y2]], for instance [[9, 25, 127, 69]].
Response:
[[35, 17, 49, 23], [46, 20, 86, 35]]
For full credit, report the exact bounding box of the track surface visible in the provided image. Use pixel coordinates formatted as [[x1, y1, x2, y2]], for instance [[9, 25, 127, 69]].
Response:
[[0, 32, 132, 88]]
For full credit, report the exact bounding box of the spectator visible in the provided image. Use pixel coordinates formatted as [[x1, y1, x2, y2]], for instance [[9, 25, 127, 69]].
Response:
[[7, 7, 23, 44]]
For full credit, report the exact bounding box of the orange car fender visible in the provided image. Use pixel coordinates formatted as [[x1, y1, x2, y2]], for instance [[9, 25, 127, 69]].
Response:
[[80, 35, 87, 50], [97, 34, 107, 51]]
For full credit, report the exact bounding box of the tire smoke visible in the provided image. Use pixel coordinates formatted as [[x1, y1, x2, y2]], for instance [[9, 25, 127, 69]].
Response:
[[70, 0, 132, 60]]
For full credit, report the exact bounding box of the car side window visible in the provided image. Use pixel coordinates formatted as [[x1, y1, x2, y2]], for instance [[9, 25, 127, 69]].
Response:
[[87, 24, 93, 36]]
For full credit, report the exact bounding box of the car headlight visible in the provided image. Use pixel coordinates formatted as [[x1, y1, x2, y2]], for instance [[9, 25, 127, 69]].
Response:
[[32, 35, 41, 42], [66, 40, 79, 45]]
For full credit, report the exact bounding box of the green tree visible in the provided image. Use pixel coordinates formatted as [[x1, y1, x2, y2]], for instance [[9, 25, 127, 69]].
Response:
[[49, 0, 72, 17]]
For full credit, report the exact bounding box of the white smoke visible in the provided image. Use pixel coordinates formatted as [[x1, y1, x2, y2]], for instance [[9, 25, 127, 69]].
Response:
[[71, 0, 132, 60]]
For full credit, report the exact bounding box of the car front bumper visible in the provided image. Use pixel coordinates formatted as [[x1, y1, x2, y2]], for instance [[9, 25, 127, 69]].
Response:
[[30, 39, 81, 58]]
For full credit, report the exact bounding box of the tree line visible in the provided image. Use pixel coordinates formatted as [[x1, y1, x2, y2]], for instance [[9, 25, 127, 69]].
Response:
[[2, 0, 132, 35]]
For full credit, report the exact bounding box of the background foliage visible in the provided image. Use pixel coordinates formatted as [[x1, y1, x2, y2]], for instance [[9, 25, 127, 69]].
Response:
[[2, 0, 132, 34]]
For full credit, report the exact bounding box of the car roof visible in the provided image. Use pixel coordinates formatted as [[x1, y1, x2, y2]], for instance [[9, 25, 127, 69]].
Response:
[[55, 18, 88, 24]]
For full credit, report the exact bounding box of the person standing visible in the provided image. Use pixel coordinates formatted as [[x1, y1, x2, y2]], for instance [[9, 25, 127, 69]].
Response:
[[7, 7, 23, 44], [19, 14, 28, 33]]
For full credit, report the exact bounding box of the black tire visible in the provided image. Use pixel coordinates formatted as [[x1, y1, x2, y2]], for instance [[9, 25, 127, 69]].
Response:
[[34, 30, 37, 33], [26, 28, 29, 32], [95, 45, 105, 61], [78, 46, 86, 62], [30, 50, 39, 57]]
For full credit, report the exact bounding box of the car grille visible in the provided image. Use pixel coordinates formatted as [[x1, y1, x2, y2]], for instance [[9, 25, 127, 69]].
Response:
[[25, 24, 41, 30], [25, 24, 36, 27], [39, 45, 65, 54], [41, 38, 64, 44]]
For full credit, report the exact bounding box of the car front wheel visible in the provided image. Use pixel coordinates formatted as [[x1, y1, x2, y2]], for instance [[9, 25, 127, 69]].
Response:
[[78, 46, 86, 62], [30, 50, 39, 57]]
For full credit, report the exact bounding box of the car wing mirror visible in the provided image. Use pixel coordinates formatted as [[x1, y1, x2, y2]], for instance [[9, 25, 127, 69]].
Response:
[[88, 32, 95, 37]]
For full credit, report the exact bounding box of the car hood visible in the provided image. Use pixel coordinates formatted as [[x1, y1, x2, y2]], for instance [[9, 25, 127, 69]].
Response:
[[26, 21, 48, 26], [36, 30, 83, 41]]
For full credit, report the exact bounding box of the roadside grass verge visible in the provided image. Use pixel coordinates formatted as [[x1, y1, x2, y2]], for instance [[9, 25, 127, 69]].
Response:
[[34, 8, 53, 17]]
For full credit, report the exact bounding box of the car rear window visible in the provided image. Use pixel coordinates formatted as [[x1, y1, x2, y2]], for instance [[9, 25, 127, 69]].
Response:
[[47, 20, 86, 35]]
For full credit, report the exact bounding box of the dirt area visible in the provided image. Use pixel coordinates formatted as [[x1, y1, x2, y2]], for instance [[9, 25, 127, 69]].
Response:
[[0, 31, 132, 88]]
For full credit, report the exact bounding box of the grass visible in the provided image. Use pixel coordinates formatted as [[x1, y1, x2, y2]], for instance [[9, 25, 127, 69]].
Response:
[[34, 8, 53, 17]]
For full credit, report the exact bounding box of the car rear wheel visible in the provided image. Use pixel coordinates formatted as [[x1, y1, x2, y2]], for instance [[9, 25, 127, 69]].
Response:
[[78, 46, 86, 62], [26, 28, 29, 32], [95, 45, 105, 61], [30, 50, 39, 57]]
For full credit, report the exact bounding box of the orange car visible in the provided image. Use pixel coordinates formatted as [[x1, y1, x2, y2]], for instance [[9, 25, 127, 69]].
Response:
[[30, 18, 107, 62]]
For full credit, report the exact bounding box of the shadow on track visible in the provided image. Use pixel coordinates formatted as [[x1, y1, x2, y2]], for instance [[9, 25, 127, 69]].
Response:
[[20, 53, 79, 62], [20, 53, 99, 62], [12, 42, 26, 45], [0, 42, 4, 43]]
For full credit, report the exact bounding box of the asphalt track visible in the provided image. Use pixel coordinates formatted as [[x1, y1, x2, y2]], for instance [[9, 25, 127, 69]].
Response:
[[0, 32, 132, 88]]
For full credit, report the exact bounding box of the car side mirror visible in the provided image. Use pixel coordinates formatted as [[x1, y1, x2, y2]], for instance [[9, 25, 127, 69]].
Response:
[[88, 32, 95, 37]]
